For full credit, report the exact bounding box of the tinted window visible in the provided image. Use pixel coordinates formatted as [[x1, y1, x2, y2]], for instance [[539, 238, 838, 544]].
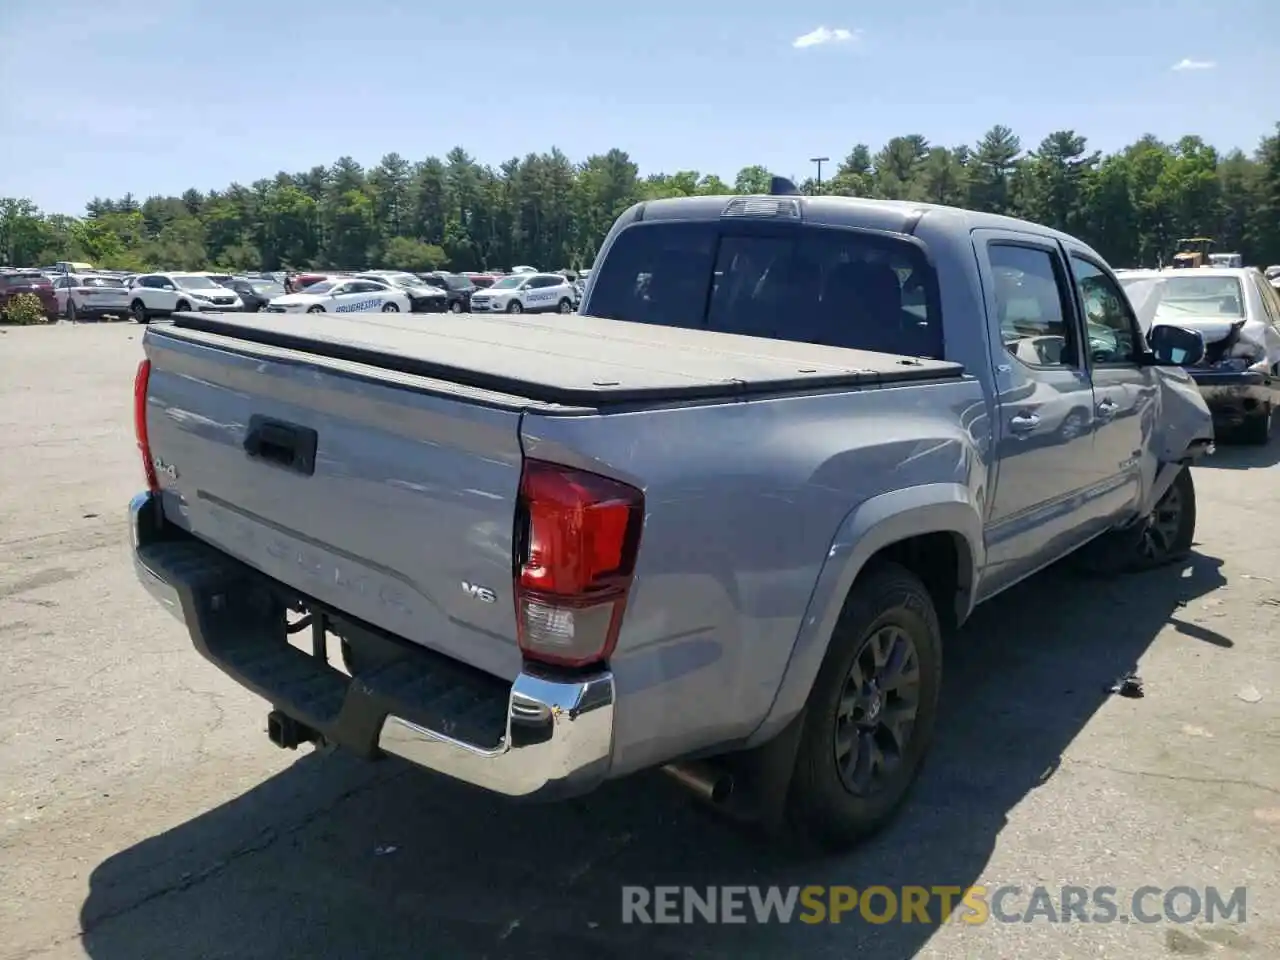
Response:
[[989, 244, 1077, 368], [1069, 257, 1138, 363], [589, 222, 943, 358], [82, 277, 124, 288]]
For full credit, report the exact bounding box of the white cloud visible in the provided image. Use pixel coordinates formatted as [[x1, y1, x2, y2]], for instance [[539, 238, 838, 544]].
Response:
[[792, 26, 859, 49], [1171, 58, 1215, 71]]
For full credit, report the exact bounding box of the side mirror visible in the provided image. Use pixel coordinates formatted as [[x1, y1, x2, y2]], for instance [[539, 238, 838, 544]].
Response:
[[1147, 325, 1205, 367], [162, 284, 176, 291]]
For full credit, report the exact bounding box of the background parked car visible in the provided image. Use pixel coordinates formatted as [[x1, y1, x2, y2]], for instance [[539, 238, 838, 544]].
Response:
[[1117, 266, 1280, 443], [0, 270, 57, 320], [415, 272, 475, 312], [127, 272, 243, 324], [467, 271, 577, 314], [265, 277, 412, 314], [52, 274, 130, 321], [354, 271, 449, 313], [218, 277, 285, 312]]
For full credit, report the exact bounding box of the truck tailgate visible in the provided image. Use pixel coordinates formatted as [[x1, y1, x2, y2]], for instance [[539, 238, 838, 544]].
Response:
[[143, 325, 525, 682]]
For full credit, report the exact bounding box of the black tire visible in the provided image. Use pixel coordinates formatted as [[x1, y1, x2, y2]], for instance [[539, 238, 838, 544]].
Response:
[[66, 300, 78, 322], [449, 300, 464, 314], [175, 300, 191, 313], [507, 301, 523, 314], [131, 300, 149, 324], [787, 562, 942, 851], [1240, 408, 1271, 445], [557, 298, 574, 314], [381, 301, 399, 313], [1073, 466, 1196, 575], [307, 305, 325, 314]]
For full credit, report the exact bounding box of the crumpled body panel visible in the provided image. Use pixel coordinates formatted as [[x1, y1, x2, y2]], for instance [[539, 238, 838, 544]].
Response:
[[1151, 364, 1214, 460]]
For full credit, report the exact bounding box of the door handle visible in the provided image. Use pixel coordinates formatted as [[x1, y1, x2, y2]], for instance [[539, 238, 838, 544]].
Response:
[[1096, 398, 1119, 419], [243, 415, 318, 476], [1009, 413, 1040, 434]]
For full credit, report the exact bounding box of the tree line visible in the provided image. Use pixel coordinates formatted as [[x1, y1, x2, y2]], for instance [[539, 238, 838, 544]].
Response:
[[2, 124, 1279, 275]]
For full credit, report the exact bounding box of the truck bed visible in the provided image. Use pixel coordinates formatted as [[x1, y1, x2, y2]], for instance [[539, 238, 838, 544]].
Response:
[[168, 310, 964, 407]]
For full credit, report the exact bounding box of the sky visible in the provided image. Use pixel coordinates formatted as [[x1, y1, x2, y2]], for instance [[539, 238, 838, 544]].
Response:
[[1, 0, 1277, 216]]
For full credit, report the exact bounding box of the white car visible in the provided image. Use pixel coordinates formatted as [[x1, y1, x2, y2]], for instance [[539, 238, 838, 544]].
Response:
[[468, 272, 578, 315], [1117, 266, 1280, 442], [264, 277, 412, 315], [128, 272, 243, 324], [52, 273, 131, 321]]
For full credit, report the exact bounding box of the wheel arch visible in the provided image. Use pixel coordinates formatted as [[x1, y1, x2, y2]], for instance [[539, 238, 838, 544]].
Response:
[[746, 483, 983, 747]]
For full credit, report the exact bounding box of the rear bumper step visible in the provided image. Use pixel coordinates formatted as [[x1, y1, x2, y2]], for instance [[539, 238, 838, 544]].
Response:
[[129, 491, 615, 800]]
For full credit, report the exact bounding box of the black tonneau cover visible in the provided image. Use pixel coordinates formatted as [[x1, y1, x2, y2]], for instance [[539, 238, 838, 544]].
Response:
[[168, 311, 964, 406]]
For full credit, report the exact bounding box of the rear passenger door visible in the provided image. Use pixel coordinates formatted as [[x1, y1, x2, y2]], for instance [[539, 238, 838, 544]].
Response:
[[973, 231, 1111, 591]]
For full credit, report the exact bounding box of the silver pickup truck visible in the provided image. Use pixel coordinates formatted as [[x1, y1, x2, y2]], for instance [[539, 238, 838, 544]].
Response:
[[129, 190, 1213, 849]]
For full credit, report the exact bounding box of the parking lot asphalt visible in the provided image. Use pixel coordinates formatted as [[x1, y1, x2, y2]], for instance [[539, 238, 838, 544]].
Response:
[[1, 322, 1278, 960]]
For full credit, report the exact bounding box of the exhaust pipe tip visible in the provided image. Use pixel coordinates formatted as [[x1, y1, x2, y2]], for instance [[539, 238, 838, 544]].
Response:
[[662, 761, 734, 804]]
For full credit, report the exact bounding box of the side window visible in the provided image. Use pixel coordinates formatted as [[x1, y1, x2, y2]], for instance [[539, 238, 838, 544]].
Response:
[[331, 283, 353, 296], [54, 277, 69, 289], [988, 244, 1078, 368], [1069, 257, 1139, 364], [139, 276, 159, 288]]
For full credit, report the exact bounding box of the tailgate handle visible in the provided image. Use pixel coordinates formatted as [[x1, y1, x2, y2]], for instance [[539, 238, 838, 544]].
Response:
[[243, 416, 318, 476]]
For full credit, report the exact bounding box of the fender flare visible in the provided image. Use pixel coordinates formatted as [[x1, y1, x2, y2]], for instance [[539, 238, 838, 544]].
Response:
[[746, 482, 984, 746]]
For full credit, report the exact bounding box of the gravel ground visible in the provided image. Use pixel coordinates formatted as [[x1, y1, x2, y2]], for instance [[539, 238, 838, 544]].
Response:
[[1, 322, 1277, 960]]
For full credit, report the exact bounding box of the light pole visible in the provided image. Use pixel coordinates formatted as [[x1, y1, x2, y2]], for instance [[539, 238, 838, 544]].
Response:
[[809, 156, 829, 195]]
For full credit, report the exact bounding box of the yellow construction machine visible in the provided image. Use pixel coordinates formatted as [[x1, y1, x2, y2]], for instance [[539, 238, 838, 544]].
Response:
[[1170, 237, 1215, 269]]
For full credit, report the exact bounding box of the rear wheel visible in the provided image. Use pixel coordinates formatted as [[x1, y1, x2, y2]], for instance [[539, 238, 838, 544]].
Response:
[[131, 300, 149, 324], [381, 302, 399, 313], [1074, 466, 1197, 574], [307, 305, 325, 314], [449, 300, 464, 313], [557, 298, 574, 314], [787, 562, 942, 851], [175, 300, 191, 313], [507, 301, 523, 314]]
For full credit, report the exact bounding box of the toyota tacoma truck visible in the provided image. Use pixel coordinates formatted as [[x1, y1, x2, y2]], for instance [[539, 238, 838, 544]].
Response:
[[129, 188, 1213, 849]]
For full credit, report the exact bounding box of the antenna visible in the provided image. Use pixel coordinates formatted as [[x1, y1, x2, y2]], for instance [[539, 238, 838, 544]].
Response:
[[769, 176, 801, 197]]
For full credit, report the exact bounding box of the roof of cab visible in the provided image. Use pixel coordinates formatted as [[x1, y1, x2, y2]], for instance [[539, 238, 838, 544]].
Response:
[[629, 194, 1089, 248], [1115, 266, 1263, 281]]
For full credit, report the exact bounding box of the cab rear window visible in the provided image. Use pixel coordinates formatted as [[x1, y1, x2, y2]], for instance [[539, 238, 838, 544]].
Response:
[[588, 221, 943, 359]]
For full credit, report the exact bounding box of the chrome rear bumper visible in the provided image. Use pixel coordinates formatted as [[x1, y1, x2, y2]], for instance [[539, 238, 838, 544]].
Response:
[[129, 490, 615, 800]]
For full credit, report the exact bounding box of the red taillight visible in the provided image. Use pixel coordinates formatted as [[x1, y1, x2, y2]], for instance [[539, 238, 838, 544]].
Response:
[[514, 459, 644, 668], [134, 359, 159, 492]]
